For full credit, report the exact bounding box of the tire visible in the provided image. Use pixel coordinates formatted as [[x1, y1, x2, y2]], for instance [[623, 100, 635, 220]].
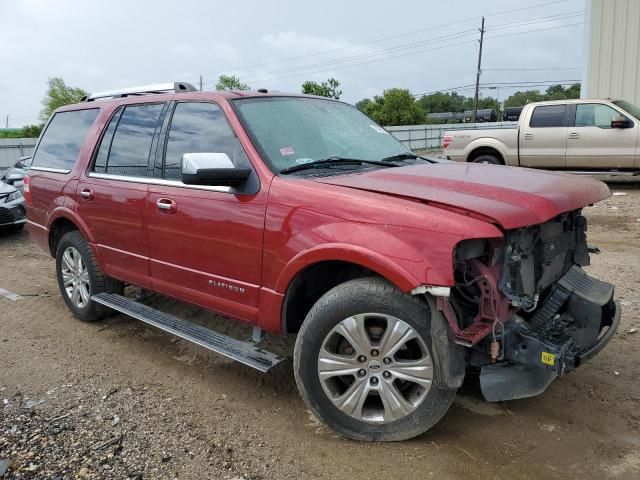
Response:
[[55, 230, 122, 322], [293, 277, 457, 441], [470, 154, 503, 165]]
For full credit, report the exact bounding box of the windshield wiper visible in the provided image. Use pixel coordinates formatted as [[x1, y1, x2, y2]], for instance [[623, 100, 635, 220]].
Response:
[[381, 152, 429, 162], [280, 156, 400, 174]]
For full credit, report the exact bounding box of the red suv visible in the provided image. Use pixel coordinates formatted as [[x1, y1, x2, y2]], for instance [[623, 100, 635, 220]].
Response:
[[25, 82, 620, 441]]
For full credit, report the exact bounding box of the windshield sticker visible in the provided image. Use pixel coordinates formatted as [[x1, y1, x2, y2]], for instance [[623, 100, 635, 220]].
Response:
[[369, 124, 389, 134], [280, 146, 295, 156]]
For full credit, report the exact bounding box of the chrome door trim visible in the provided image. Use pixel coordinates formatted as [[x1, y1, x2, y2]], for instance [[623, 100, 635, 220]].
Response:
[[87, 172, 230, 193], [30, 166, 71, 174]]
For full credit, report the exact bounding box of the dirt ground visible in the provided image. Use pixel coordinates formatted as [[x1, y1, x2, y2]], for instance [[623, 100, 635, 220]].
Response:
[[1, 181, 639, 480]]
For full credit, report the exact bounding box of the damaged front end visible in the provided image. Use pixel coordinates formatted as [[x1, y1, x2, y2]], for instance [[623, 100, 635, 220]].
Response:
[[439, 210, 620, 402]]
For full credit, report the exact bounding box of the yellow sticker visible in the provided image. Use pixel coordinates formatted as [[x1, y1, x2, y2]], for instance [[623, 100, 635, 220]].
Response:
[[541, 351, 556, 366]]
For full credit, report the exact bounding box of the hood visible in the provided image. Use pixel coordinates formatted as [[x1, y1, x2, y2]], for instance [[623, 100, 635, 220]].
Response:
[[314, 163, 610, 229]]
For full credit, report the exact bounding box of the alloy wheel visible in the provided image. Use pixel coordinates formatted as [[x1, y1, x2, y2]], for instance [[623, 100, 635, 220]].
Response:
[[317, 313, 433, 423], [60, 246, 91, 308]]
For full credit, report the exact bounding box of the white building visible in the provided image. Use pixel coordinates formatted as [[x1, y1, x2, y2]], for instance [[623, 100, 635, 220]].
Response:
[[582, 0, 640, 105]]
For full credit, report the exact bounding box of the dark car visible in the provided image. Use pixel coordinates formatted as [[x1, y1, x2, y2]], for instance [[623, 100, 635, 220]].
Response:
[[0, 181, 26, 231]]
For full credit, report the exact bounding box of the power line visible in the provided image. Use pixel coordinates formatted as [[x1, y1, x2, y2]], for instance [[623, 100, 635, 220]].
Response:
[[196, 0, 572, 83], [483, 67, 581, 71], [486, 79, 580, 85], [226, 11, 583, 84], [232, 28, 479, 82], [205, 18, 582, 86], [204, 39, 476, 87], [486, 22, 583, 40], [485, 10, 582, 31], [414, 80, 581, 97], [215, 21, 583, 86]]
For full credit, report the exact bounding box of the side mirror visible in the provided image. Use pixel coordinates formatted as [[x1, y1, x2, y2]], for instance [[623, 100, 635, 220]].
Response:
[[181, 153, 251, 187], [611, 116, 633, 129], [7, 173, 24, 186]]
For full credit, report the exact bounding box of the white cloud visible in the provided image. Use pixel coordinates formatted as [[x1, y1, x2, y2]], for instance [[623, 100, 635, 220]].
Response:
[[261, 31, 351, 53]]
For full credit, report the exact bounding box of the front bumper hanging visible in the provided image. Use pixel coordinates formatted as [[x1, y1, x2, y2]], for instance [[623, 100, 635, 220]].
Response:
[[480, 266, 621, 402]]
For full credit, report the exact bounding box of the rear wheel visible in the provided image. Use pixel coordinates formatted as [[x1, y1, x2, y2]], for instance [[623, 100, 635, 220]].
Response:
[[294, 277, 456, 441], [55, 230, 122, 322], [471, 154, 503, 165]]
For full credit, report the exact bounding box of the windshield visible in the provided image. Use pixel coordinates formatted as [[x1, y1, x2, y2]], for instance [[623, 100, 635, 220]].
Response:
[[232, 97, 410, 173], [613, 100, 640, 120]]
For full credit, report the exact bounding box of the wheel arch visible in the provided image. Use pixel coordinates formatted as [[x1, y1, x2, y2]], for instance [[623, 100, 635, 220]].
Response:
[[465, 142, 507, 164], [278, 246, 424, 334], [47, 208, 96, 258]]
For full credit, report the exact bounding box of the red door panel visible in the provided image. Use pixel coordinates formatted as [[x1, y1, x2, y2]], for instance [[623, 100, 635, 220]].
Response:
[[146, 185, 266, 322], [76, 176, 151, 287]]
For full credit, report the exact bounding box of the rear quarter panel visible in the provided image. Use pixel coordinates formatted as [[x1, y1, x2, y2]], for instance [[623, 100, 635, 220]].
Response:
[[26, 172, 79, 254], [445, 129, 519, 165]]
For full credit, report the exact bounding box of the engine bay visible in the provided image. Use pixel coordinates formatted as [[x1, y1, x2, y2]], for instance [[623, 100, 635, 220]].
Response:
[[438, 210, 620, 401]]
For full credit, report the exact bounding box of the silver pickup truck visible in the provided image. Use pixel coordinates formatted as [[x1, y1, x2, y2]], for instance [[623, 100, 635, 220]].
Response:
[[443, 99, 640, 173]]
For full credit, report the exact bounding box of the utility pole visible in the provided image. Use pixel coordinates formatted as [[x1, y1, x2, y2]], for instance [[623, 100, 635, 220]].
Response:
[[472, 16, 485, 123], [5, 115, 8, 129], [199, 75, 203, 92]]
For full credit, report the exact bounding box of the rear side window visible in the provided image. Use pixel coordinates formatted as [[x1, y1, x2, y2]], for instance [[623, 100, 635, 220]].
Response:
[[163, 102, 249, 180], [94, 103, 164, 177], [32, 109, 99, 172], [529, 105, 567, 128]]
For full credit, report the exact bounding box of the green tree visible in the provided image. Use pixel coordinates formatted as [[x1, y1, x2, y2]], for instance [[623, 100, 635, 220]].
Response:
[[565, 83, 581, 99], [503, 83, 581, 108], [544, 83, 581, 100], [20, 124, 44, 138], [463, 96, 501, 113], [40, 77, 88, 122], [301, 78, 342, 99], [359, 88, 425, 126], [415, 92, 500, 120], [215, 74, 249, 91], [503, 89, 545, 108], [355, 98, 373, 112], [416, 92, 467, 115]]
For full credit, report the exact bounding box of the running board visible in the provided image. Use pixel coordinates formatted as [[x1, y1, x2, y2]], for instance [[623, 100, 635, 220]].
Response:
[[91, 293, 284, 372]]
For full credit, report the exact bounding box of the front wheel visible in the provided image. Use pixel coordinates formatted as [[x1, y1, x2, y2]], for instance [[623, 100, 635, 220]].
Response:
[[293, 277, 456, 441]]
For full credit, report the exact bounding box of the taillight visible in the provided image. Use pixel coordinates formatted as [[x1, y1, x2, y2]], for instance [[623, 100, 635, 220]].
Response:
[[23, 175, 32, 206], [442, 135, 453, 149]]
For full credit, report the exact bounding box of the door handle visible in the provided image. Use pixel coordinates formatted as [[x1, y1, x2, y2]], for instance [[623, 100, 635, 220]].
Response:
[[523, 133, 534, 139], [156, 198, 177, 213], [568, 132, 581, 139], [79, 188, 94, 200]]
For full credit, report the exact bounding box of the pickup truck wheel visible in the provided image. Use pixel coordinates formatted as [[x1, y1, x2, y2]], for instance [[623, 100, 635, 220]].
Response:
[[471, 154, 503, 165], [55, 230, 122, 322], [294, 277, 456, 441]]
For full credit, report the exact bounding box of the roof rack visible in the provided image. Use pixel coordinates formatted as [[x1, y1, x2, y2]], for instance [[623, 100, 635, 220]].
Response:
[[82, 82, 197, 102]]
